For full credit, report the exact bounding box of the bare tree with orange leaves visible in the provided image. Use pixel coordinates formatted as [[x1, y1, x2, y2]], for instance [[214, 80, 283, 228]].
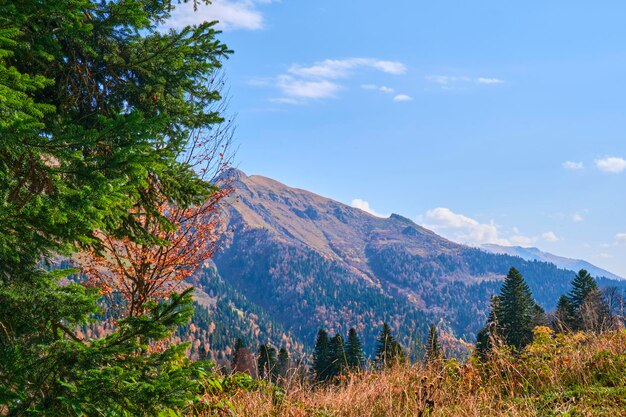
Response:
[[78, 74, 235, 317]]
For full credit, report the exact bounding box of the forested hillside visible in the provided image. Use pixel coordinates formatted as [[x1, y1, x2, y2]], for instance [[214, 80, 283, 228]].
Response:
[[188, 170, 626, 355]]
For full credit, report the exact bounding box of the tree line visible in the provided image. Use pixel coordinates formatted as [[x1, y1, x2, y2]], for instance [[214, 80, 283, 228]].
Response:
[[476, 267, 618, 359], [225, 267, 621, 385], [228, 322, 443, 384]]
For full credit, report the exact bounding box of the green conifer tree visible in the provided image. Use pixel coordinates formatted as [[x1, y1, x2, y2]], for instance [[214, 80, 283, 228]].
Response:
[[231, 337, 246, 370], [257, 344, 277, 380], [554, 295, 576, 332], [313, 329, 330, 382], [498, 267, 539, 350], [328, 333, 348, 378], [0, 1, 231, 414], [375, 322, 404, 368], [568, 269, 598, 314], [346, 327, 366, 371], [475, 295, 501, 360], [566, 269, 611, 332], [425, 323, 442, 362], [277, 347, 290, 381], [579, 287, 612, 333]]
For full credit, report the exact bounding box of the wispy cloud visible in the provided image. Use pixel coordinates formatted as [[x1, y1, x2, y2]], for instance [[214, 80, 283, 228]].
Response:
[[595, 157, 626, 173], [163, 0, 274, 31], [426, 75, 504, 89], [572, 213, 584, 222], [275, 75, 340, 100], [351, 199, 388, 218], [361, 84, 395, 94], [289, 58, 406, 79], [417, 207, 558, 247], [562, 161, 584, 170], [393, 94, 413, 102], [616, 233, 626, 244], [477, 77, 504, 85], [260, 58, 407, 103]]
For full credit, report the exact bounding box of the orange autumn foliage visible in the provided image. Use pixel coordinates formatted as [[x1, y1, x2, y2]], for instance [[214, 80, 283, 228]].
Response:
[[78, 109, 235, 317], [78, 183, 232, 316]]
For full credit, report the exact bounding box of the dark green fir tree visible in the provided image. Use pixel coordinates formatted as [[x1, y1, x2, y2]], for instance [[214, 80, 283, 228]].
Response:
[[425, 323, 442, 362], [375, 322, 404, 368], [277, 347, 290, 380], [313, 329, 330, 382], [568, 269, 598, 313], [498, 267, 539, 350], [475, 295, 501, 360], [257, 344, 277, 380], [0, 1, 231, 414], [346, 327, 366, 371], [328, 333, 348, 378], [554, 295, 576, 332]]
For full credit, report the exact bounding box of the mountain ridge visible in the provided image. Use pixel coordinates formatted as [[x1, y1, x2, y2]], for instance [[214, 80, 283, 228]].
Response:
[[187, 169, 626, 356], [480, 243, 623, 281]]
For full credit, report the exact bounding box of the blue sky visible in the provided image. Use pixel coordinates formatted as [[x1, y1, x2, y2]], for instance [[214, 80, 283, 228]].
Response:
[[169, 1, 626, 277]]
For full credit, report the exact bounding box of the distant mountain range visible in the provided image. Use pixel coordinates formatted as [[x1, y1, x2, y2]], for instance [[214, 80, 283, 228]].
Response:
[[184, 170, 626, 358], [480, 244, 623, 281]]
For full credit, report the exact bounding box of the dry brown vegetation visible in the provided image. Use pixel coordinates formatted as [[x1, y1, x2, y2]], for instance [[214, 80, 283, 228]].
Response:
[[191, 328, 626, 417]]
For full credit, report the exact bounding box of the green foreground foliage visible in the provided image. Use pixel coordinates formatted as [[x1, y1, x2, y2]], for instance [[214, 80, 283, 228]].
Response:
[[0, 0, 230, 415]]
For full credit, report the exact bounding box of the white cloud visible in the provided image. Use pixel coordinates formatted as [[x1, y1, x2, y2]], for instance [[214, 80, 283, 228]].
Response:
[[426, 75, 470, 86], [598, 253, 613, 259], [276, 75, 340, 100], [265, 58, 407, 103], [595, 157, 626, 173], [616, 233, 626, 243], [419, 207, 505, 245], [351, 199, 388, 218], [477, 77, 504, 85], [562, 161, 584, 170], [361, 84, 395, 94], [572, 213, 584, 222], [288, 58, 406, 79], [393, 94, 412, 102], [426, 75, 504, 89], [541, 232, 559, 243], [164, 0, 271, 31], [418, 207, 558, 247]]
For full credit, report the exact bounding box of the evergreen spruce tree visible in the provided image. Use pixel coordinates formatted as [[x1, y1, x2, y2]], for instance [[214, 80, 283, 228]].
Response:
[[257, 344, 277, 380], [568, 269, 598, 313], [313, 329, 331, 382], [425, 323, 442, 362], [475, 295, 501, 360], [328, 333, 348, 378], [346, 327, 366, 371], [277, 347, 290, 381], [0, 1, 231, 414], [498, 267, 539, 350], [554, 295, 576, 332], [375, 322, 404, 368], [566, 269, 611, 332], [580, 287, 612, 333], [230, 338, 256, 376], [531, 303, 549, 328], [199, 343, 209, 361], [231, 338, 246, 370]]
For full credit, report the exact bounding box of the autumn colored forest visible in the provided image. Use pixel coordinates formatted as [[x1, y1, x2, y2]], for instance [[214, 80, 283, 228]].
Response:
[[1, 1, 625, 416]]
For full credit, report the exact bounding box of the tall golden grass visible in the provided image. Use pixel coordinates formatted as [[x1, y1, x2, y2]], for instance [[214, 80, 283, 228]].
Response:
[[191, 328, 626, 417]]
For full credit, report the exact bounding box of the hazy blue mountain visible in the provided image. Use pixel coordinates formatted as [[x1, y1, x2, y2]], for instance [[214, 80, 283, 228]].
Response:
[[480, 244, 623, 281]]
